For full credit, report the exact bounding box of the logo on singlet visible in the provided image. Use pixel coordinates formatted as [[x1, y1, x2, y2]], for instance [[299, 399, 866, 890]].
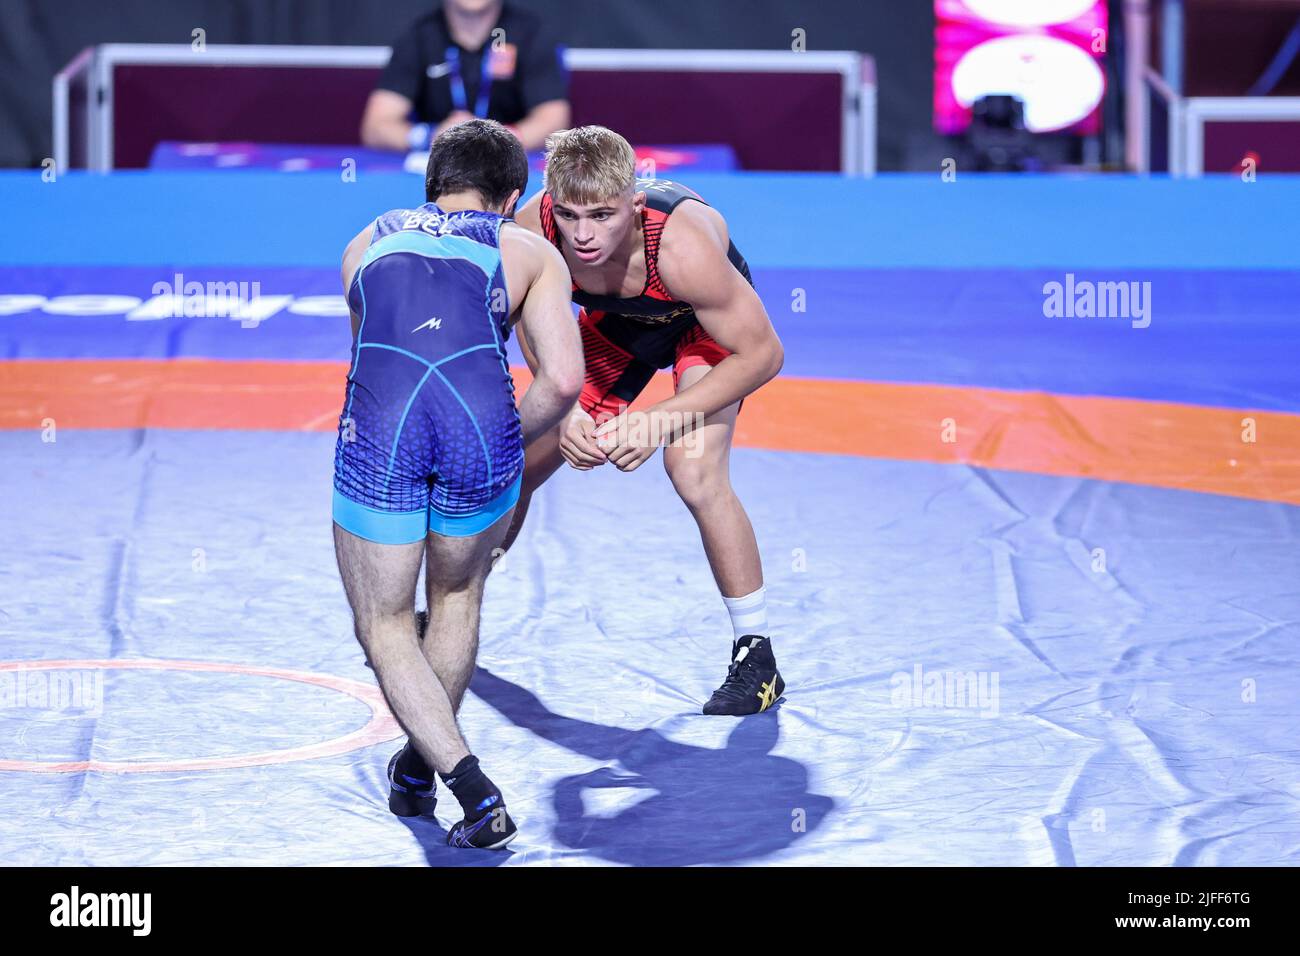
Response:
[[636, 178, 676, 193], [401, 210, 461, 237], [413, 317, 443, 332]]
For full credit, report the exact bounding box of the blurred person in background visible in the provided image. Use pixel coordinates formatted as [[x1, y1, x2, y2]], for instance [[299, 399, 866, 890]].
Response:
[[361, 0, 570, 153]]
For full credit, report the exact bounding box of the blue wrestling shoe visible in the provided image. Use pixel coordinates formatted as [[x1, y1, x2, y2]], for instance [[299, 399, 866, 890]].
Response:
[[387, 745, 437, 818], [446, 798, 518, 850], [441, 755, 517, 850]]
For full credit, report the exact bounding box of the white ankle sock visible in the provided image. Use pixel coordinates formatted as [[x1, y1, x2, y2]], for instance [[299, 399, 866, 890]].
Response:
[[722, 586, 768, 642]]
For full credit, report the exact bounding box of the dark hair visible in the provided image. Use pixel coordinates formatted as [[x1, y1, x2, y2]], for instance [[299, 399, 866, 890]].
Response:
[[425, 119, 529, 210]]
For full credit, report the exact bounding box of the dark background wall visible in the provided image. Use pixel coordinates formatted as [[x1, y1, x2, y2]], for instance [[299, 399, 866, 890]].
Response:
[[7, 1, 1300, 172], [0, 0, 936, 170]]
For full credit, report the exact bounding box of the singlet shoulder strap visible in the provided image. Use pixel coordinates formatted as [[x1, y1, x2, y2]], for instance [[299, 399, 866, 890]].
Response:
[[539, 193, 560, 246], [642, 206, 674, 301]]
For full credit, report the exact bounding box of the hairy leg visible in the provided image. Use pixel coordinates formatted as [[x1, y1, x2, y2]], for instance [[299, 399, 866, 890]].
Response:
[[420, 506, 516, 716], [334, 523, 468, 775]]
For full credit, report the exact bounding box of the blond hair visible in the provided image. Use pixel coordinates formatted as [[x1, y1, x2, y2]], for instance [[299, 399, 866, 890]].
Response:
[[542, 126, 636, 204]]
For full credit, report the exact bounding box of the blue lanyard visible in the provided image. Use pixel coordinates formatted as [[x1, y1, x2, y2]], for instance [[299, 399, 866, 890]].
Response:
[[445, 46, 492, 117]]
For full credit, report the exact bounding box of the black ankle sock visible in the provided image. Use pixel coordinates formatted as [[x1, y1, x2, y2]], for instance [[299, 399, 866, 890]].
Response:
[[395, 744, 433, 786], [439, 755, 503, 821]]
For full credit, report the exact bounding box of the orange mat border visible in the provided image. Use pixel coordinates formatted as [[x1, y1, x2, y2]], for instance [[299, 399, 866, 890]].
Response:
[[3, 358, 1298, 505]]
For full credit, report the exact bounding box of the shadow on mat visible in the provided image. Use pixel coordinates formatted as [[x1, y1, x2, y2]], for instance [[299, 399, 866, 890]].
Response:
[[470, 667, 834, 865]]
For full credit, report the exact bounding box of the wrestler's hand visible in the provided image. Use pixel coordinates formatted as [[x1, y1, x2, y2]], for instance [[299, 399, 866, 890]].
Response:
[[559, 406, 607, 470], [592, 412, 660, 473]]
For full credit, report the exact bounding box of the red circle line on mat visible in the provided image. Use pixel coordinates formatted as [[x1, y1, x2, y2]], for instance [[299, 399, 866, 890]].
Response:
[[0, 658, 401, 774]]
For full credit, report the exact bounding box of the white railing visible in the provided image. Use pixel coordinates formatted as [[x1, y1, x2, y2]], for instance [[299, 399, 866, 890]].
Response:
[[54, 43, 878, 175], [1141, 66, 1300, 176], [52, 46, 95, 174]]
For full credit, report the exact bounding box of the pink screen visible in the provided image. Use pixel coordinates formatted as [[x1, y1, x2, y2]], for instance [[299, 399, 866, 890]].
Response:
[[935, 0, 1108, 135]]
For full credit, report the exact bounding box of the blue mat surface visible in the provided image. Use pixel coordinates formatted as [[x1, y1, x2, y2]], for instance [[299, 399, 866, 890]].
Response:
[[2, 430, 1297, 865]]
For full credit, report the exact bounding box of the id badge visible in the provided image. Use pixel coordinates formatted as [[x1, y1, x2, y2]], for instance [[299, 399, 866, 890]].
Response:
[[488, 43, 517, 80]]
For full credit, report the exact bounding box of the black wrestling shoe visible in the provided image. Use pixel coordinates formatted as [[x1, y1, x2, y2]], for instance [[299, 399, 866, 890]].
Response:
[[703, 636, 785, 716], [387, 746, 437, 818], [446, 800, 518, 850]]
